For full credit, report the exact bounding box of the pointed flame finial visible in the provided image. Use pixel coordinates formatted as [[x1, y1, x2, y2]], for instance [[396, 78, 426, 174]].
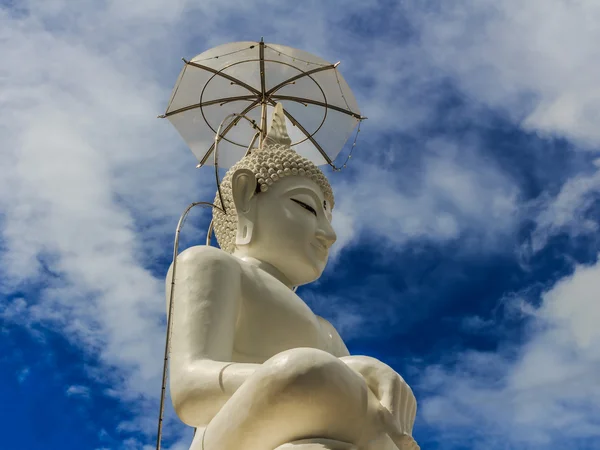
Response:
[[263, 103, 292, 148]]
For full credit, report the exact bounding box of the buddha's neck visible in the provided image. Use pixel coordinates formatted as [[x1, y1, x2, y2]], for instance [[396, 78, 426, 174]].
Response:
[[233, 252, 294, 290]]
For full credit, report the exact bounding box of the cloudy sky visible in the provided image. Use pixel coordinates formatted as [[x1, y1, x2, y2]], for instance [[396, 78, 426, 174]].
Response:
[[1, 1, 600, 449]]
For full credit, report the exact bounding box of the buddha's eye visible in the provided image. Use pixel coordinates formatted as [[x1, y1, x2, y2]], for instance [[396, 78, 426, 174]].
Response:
[[291, 198, 317, 216]]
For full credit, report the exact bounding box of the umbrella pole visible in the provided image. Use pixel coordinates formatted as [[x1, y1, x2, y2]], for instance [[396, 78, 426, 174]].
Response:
[[259, 38, 267, 146]]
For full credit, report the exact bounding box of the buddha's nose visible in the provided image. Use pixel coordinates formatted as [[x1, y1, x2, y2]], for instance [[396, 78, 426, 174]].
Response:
[[316, 220, 337, 249]]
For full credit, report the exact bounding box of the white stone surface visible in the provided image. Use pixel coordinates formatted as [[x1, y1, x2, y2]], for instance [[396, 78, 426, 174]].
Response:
[[166, 107, 418, 450]]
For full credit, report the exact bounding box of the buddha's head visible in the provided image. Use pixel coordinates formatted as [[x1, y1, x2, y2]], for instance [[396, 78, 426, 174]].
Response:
[[213, 104, 336, 286]]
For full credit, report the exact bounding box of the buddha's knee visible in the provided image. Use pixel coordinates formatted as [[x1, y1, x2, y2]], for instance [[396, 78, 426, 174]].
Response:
[[261, 348, 367, 407]]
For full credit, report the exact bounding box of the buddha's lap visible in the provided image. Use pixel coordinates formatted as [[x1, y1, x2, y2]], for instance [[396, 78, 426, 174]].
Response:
[[191, 432, 359, 450], [191, 380, 397, 450], [191, 429, 397, 450], [184, 349, 403, 450]]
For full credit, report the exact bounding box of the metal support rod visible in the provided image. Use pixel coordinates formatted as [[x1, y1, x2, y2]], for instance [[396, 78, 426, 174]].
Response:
[[245, 131, 260, 158], [206, 219, 214, 246], [213, 113, 258, 211], [260, 101, 267, 146], [156, 201, 223, 450]]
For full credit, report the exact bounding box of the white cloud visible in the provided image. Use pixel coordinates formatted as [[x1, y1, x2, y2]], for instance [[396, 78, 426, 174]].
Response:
[[405, 9, 600, 445], [332, 138, 520, 255], [527, 159, 600, 252], [420, 257, 600, 448], [66, 384, 91, 398], [411, 0, 600, 148], [0, 1, 203, 445]]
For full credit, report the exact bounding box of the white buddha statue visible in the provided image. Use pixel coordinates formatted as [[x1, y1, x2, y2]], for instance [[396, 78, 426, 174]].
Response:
[[166, 104, 419, 450]]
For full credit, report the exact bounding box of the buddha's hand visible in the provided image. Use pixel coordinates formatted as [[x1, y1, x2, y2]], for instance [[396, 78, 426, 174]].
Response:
[[340, 356, 416, 436]]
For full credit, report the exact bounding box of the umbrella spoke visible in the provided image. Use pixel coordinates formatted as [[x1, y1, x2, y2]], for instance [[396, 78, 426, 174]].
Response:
[[184, 60, 261, 96], [269, 94, 362, 119], [163, 95, 258, 117], [265, 64, 336, 97]]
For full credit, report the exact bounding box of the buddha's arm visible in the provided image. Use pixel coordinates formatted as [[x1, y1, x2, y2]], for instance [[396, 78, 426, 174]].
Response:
[[166, 245, 260, 426]]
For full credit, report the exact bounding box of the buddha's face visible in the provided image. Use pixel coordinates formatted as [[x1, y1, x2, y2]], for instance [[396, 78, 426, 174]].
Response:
[[236, 174, 336, 286]]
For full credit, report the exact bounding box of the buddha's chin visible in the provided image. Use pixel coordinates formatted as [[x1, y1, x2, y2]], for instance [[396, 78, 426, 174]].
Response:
[[267, 248, 328, 286], [289, 258, 327, 287]]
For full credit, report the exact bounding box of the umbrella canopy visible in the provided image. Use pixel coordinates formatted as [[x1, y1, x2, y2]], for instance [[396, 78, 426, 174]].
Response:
[[162, 40, 363, 168]]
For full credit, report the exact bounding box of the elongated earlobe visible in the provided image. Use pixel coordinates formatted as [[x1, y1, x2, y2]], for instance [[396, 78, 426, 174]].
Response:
[[231, 168, 257, 247], [236, 218, 254, 246]]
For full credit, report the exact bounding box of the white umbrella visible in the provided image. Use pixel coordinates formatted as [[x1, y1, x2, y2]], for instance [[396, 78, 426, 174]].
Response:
[[161, 39, 364, 168]]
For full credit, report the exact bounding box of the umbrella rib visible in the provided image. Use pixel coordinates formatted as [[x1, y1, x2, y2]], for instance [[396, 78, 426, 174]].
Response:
[[185, 60, 261, 96], [198, 99, 262, 167], [265, 98, 333, 166], [165, 64, 188, 113], [259, 40, 266, 98], [265, 64, 336, 97], [269, 94, 362, 119], [163, 95, 258, 117]]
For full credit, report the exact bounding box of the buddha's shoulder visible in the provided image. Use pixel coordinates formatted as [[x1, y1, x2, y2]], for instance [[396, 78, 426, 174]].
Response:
[[177, 245, 243, 273]]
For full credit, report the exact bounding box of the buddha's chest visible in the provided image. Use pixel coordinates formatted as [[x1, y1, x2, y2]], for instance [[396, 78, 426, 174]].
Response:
[[232, 272, 328, 362]]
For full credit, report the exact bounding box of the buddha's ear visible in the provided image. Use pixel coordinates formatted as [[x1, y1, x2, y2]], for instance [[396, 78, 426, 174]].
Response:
[[231, 168, 257, 246]]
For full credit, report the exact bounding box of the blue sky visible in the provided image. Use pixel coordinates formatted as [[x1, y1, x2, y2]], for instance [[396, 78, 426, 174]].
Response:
[[1, 1, 600, 449]]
